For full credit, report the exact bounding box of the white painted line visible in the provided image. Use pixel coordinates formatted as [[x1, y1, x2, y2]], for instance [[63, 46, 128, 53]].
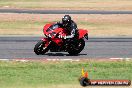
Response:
[[60, 59, 80, 62], [72, 59, 80, 62], [110, 58, 131, 61], [46, 59, 80, 62], [0, 59, 10, 61], [60, 59, 73, 61], [14, 59, 29, 62], [125, 58, 131, 61], [46, 59, 59, 61], [110, 58, 123, 60]]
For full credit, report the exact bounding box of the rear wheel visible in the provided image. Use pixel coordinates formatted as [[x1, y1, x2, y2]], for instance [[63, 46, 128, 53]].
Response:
[[34, 40, 49, 55], [68, 39, 85, 55]]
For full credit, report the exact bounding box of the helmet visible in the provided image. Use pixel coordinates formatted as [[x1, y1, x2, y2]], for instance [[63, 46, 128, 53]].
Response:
[[62, 15, 71, 26]]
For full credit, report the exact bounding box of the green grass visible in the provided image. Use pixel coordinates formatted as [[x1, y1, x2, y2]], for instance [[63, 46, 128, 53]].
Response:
[[78, 21, 132, 30], [0, 61, 132, 88], [0, 20, 131, 30], [0, 21, 44, 29], [0, 18, 132, 37], [0, 20, 132, 36], [0, 20, 49, 35]]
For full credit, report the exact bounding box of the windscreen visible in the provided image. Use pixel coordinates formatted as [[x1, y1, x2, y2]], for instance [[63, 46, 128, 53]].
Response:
[[46, 24, 59, 32]]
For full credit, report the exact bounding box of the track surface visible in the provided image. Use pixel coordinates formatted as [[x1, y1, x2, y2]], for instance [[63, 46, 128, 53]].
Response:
[[0, 36, 132, 59], [0, 9, 132, 14]]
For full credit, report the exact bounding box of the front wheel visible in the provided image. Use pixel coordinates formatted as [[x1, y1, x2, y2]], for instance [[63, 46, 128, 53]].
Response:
[[34, 40, 49, 55], [68, 39, 85, 55]]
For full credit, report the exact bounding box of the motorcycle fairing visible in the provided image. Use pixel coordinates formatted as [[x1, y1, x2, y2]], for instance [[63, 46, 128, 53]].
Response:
[[78, 29, 88, 40], [41, 38, 63, 46]]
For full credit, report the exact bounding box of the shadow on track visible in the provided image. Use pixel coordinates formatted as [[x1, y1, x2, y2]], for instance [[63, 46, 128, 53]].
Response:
[[42, 53, 87, 56]]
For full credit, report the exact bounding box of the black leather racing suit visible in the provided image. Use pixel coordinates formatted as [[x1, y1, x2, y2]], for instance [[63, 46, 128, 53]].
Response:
[[57, 20, 78, 39]]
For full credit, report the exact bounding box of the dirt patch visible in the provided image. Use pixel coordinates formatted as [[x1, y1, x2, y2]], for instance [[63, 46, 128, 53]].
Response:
[[0, 13, 132, 23]]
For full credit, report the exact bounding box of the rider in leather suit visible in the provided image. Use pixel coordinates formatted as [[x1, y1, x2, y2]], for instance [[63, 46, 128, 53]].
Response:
[[57, 15, 78, 39]]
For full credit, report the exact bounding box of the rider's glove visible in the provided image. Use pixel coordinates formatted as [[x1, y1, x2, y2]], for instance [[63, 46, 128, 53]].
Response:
[[63, 36, 67, 39]]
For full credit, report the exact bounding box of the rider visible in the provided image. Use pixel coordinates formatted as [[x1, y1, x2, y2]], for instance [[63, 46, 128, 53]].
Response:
[[57, 15, 78, 39]]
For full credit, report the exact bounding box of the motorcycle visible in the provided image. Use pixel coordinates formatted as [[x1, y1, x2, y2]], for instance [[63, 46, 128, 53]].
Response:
[[34, 23, 88, 55]]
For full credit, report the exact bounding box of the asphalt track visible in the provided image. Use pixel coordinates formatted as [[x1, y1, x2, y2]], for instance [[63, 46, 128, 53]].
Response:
[[0, 36, 132, 59], [0, 9, 132, 14]]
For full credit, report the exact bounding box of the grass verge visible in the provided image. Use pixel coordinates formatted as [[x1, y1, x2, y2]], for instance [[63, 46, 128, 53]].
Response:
[[0, 60, 132, 88], [0, 19, 132, 36], [0, 0, 132, 11], [0, 14, 132, 37]]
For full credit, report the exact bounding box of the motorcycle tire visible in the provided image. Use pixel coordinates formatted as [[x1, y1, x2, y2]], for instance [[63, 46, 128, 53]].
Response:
[[34, 40, 49, 55], [68, 38, 85, 55], [80, 77, 90, 87]]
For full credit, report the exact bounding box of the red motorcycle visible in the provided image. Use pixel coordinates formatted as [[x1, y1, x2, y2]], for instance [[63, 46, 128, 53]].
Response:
[[34, 23, 88, 55]]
